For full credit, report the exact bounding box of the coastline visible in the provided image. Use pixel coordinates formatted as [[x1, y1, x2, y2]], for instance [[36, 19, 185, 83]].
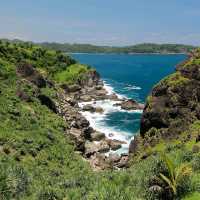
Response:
[[69, 52, 188, 55], [57, 72, 144, 170]]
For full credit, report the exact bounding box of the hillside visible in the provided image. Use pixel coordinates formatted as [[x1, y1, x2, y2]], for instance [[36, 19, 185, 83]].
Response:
[[1, 39, 195, 54], [38, 43, 196, 54], [129, 49, 200, 199], [0, 40, 199, 200]]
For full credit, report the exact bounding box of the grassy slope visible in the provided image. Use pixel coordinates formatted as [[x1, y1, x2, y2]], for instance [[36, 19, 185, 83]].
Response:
[[1, 40, 200, 200]]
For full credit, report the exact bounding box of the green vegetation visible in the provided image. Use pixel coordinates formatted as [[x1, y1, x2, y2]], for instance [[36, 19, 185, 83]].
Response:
[[54, 63, 93, 85], [0, 39, 200, 199], [40, 42, 195, 54], [160, 154, 192, 196], [161, 72, 190, 87], [1, 39, 195, 54]]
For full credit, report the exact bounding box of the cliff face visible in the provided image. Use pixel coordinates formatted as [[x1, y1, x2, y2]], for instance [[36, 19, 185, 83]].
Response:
[[141, 49, 200, 139]]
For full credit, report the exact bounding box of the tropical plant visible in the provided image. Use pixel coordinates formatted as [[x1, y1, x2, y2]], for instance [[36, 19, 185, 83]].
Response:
[[159, 154, 192, 197]]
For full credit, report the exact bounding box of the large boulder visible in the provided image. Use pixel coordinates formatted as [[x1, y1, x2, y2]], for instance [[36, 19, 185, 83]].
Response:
[[82, 105, 95, 112], [95, 107, 104, 113], [85, 140, 110, 157], [107, 139, 125, 151], [120, 99, 144, 110], [91, 131, 105, 141]]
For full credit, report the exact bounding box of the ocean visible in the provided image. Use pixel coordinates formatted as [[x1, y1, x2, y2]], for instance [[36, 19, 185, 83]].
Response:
[[71, 53, 187, 153]]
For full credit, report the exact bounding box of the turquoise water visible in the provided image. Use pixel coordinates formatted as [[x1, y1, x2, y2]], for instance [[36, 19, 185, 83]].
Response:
[[72, 54, 186, 152]]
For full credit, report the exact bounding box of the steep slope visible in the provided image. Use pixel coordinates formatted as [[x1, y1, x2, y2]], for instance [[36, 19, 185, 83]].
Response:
[[141, 49, 200, 139], [128, 49, 200, 200], [0, 40, 159, 200]]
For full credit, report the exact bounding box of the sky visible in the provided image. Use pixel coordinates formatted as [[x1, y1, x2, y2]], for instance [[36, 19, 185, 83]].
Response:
[[0, 0, 200, 46]]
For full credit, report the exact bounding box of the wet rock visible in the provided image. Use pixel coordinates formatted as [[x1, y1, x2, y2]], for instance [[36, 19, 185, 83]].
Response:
[[109, 133, 114, 137], [96, 89, 107, 97], [82, 105, 95, 112], [120, 99, 144, 110], [107, 93, 119, 100], [95, 107, 104, 113]]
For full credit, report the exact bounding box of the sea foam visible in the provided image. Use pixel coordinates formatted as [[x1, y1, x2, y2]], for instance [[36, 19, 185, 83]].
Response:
[[79, 80, 142, 154]]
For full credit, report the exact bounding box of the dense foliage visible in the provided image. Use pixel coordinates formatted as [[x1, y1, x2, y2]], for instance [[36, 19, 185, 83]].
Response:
[[0, 40, 199, 199]]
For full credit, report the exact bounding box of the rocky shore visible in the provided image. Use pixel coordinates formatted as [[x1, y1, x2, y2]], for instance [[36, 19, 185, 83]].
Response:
[[16, 62, 143, 170], [56, 71, 143, 170]]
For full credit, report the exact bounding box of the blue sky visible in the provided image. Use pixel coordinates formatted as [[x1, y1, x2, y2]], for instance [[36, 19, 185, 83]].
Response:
[[0, 0, 200, 46]]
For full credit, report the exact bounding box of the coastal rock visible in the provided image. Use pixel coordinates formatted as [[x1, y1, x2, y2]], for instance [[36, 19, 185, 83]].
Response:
[[80, 95, 92, 102], [85, 140, 110, 157], [95, 107, 104, 113], [89, 153, 112, 170], [95, 85, 103, 90], [120, 99, 144, 110], [79, 70, 100, 87], [107, 139, 125, 151], [109, 133, 114, 137], [108, 153, 121, 163], [129, 136, 140, 154], [95, 89, 107, 97], [69, 128, 85, 151], [82, 127, 94, 139], [91, 131, 105, 141], [107, 93, 119, 100], [68, 84, 81, 92], [117, 154, 129, 168], [82, 104, 95, 112], [73, 115, 90, 129]]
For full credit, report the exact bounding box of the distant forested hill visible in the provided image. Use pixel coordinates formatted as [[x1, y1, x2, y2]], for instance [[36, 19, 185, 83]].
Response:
[[0, 39, 195, 54], [40, 42, 195, 54]]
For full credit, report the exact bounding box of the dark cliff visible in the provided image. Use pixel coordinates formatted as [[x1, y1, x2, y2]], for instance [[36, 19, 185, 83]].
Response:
[[141, 49, 200, 139]]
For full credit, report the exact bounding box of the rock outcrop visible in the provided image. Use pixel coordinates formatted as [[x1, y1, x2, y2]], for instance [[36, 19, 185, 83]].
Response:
[[140, 49, 200, 139], [115, 99, 144, 110]]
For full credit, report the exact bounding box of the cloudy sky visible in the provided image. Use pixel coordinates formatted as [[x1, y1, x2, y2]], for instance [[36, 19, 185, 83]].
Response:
[[0, 0, 200, 46]]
